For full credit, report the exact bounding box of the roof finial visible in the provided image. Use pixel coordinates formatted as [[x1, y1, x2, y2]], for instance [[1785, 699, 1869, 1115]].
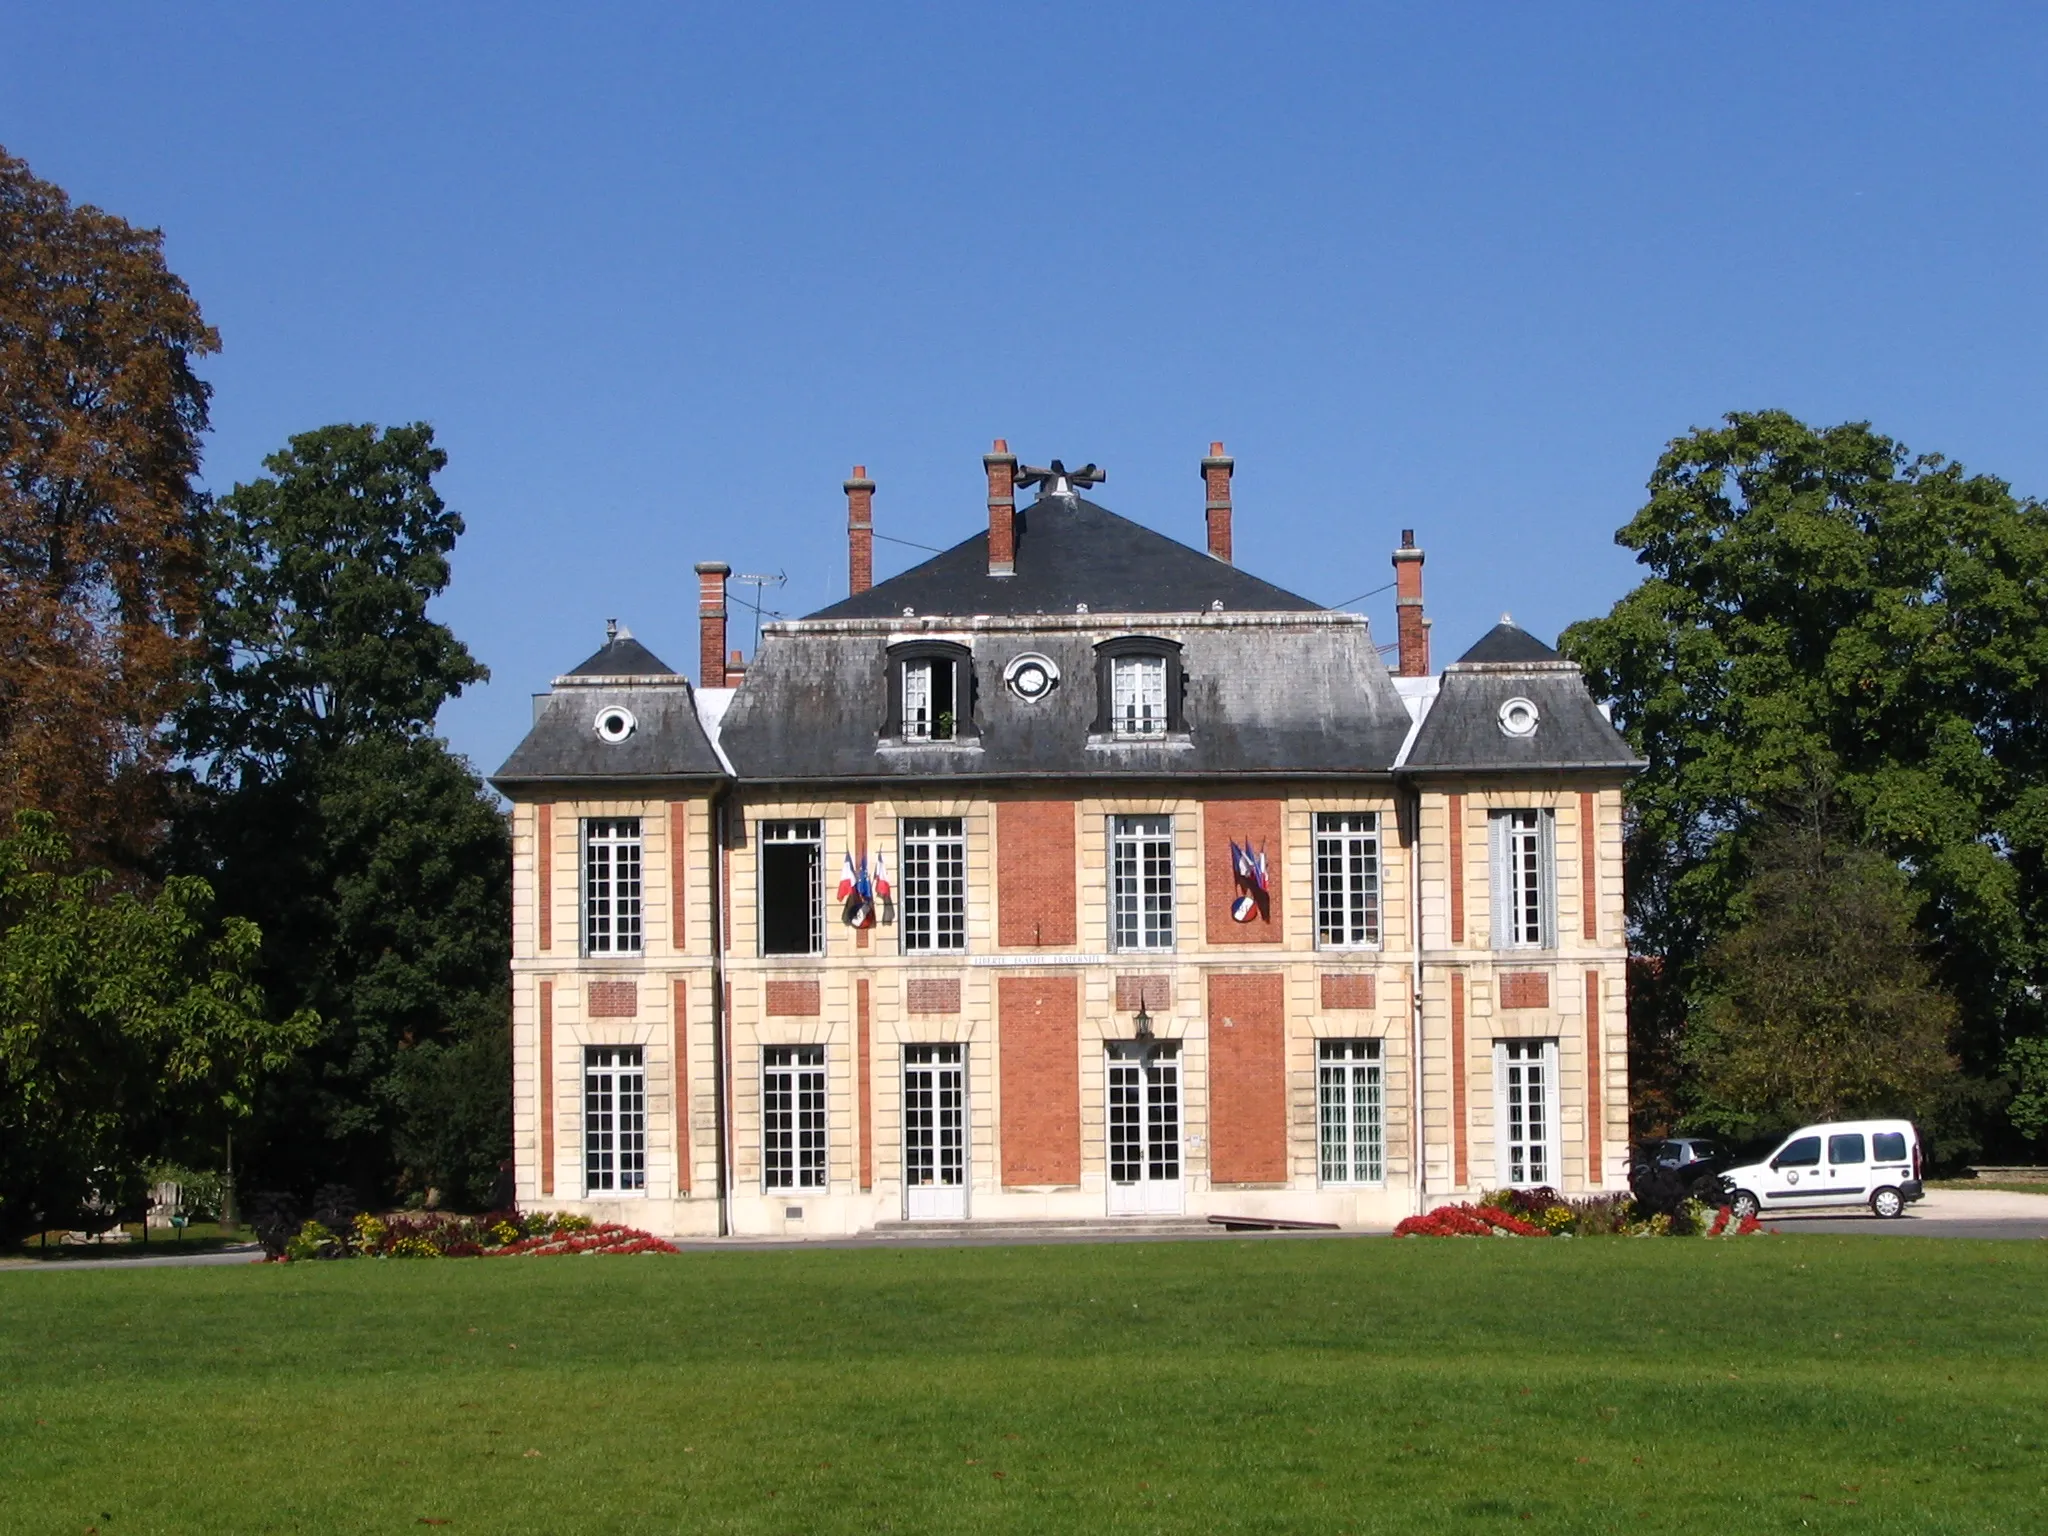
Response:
[[1017, 458, 1105, 498], [1501, 612, 1514, 626], [606, 617, 618, 644]]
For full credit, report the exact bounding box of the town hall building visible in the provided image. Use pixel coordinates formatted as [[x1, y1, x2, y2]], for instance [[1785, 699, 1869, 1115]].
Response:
[[491, 441, 1640, 1237]]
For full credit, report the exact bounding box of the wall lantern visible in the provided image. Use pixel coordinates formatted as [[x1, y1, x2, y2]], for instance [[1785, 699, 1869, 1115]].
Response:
[[1134, 1000, 1154, 1044]]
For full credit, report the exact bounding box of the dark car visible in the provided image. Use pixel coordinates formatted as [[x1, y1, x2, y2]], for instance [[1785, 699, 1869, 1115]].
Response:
[[1631, 1136, 1732, 1201]]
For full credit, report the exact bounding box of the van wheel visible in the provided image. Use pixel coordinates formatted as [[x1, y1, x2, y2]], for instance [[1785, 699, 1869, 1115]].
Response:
[[1871, 1187, 1905, 1219], [1729, 1190, 1760, 1222]]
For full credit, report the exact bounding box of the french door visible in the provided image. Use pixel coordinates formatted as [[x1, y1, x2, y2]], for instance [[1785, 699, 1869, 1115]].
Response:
[[903, 1044, 967, 1220], [1107, 1042, 1183, 1215]]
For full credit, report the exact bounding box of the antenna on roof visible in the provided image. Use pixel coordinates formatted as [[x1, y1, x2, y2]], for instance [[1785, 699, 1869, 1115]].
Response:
[[733, 571, 787, 653]]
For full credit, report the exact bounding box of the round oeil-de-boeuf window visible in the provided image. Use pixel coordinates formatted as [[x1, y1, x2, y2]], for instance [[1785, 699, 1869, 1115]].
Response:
[[594, 705, 638, 743], [1497, 696, 1539, 739]]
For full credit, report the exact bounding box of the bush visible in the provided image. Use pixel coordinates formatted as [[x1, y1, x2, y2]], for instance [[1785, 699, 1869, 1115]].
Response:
[[247, 1191, 301, 1258]]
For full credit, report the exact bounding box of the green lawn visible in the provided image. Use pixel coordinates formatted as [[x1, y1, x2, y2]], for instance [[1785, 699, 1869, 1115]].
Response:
[[3, 1237, 2043, 1534], [1928, 1180, 2048, 1196]]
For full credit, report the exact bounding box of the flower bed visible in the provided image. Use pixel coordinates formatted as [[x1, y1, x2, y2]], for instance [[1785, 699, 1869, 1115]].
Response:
[[273, 1209, 677, 1261], [1394, 1187, 1771, 1239], [1395, 1203, 1550, 1238]]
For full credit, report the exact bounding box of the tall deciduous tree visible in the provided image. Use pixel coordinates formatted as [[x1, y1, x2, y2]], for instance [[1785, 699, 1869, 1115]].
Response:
[[0, 811, 314, 1241], [173, 424, 509, 1202], [1563, 411, 2048, 1149], [1683, 798, 1957, 1136], [0, 147, 219, 868]]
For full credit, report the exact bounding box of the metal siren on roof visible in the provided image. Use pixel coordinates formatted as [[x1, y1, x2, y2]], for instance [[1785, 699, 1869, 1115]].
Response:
[[1004, 652, 1060, 702], [594, 704, 638, 744], [1497, 696, 1540, 739]]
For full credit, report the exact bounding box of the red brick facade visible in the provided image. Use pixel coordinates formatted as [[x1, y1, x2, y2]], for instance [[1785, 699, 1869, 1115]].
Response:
[[1499, 972, 1550, 1010], [997, 975, 1079, 1185], [1114, 974, 1171, 1011], [996, 800, 1077, 948], [765, 980, 821, 1016], [1204, 798, 1282, 944], [587, 980, 638, 1018], [1207, 972, 1287, 1184], [1319, 973, 1376, 1010], [905, 977, 962, 1014]]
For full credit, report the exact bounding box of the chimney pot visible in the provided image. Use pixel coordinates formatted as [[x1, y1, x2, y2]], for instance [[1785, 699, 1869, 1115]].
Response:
[[1392, 535, 1428, 676], [984, 438, 1018, 577], [844, 465, 876, 596], [694, 560, 730, 688], [1201, 441, 1235, 563]]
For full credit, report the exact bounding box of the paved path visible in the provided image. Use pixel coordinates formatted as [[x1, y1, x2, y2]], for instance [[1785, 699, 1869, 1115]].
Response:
[[0, 1244, 265, 1273], [1762, 1187, 2048, 1240], [6, 1190, 2044, 1270]]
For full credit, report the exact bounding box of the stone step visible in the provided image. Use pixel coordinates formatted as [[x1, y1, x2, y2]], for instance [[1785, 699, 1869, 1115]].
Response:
[[868, 1216, 1223, 1242]]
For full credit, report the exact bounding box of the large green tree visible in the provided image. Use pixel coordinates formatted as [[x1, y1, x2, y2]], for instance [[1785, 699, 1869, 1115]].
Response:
[[174, 424, 509, 1203], [0, 811, 313, 1241], [1684, 798, 1957, 1136], [1563, 411, 2048, 1150]]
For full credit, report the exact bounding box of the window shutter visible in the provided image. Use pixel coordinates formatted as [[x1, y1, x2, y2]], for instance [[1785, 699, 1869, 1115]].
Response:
[[1538, 810, 1558, 949], [1492, 1043, 1512, 1188], [1488, 814, 1510, 950]]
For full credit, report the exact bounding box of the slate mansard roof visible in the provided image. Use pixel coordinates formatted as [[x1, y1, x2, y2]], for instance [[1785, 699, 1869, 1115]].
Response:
[[1399, 622, 1644, 774], [806, 493, 1321, 620], [493, 632, 727, 786], [715, 613, 1413, 782], [491, 484, 1639, 790]]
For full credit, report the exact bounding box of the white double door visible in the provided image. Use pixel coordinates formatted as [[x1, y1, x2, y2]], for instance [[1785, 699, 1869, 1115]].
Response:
[[903, 1044, 968, 1220], [1107, 1041, 1184, 1216]]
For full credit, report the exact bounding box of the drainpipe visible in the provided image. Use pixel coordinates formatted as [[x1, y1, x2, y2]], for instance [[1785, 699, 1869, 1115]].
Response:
[[1406, 778, 1427, 1216], [709, 787, 731, 1237]]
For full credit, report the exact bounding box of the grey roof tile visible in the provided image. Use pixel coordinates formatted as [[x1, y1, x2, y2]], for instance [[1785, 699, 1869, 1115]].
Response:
[[805, 492, 1320, 620], [716, 617, 1411, 781], [492, 680, 725, 786]]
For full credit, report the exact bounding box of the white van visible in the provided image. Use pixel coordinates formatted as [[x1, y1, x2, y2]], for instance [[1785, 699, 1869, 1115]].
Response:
[[1723, 1120, 1925, 1220]]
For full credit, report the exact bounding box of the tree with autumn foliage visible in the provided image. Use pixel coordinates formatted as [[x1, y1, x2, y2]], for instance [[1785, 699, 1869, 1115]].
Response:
[[0, 146, 218, 870]]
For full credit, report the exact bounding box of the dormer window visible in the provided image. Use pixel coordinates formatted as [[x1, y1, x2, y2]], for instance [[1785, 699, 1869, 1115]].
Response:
[[1093, 637, 1184, 737], [887, 640, 972, 743], [1112, 655, 1166, 736]]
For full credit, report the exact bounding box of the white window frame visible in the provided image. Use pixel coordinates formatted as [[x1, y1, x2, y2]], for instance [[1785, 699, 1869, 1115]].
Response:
[[1314, 811, 1382, 950], [758, 819, 824, 957], [901, 657, 934, 740], [1489, 808, 1555, 950], [583, 818, 643, 955], [899, 817, 966, 953], [1494, 1038, 1559, 1189], [583, 1046, 646, 1194], [1110, 654, 1169, 737], [762, 1044, 827, 1191], [1317, 1039, 1384, 1185], [1111, 814, 1175, 952]]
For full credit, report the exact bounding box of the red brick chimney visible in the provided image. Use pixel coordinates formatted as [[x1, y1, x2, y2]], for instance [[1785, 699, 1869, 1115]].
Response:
[[844, 465, 875, 596], [1393, 530, 1429, 677], [985, 438, 1017, 577], [695, 561, 729, 687], [725, 647, 747, 686], [1202, 441, 1234, 562]]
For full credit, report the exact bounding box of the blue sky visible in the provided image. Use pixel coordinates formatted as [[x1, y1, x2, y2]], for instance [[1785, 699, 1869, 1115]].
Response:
[[8, 6, 2045, 776]]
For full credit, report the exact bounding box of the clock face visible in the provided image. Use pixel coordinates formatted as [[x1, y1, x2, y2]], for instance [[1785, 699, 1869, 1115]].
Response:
[[1006, 653, 1058, 702]]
